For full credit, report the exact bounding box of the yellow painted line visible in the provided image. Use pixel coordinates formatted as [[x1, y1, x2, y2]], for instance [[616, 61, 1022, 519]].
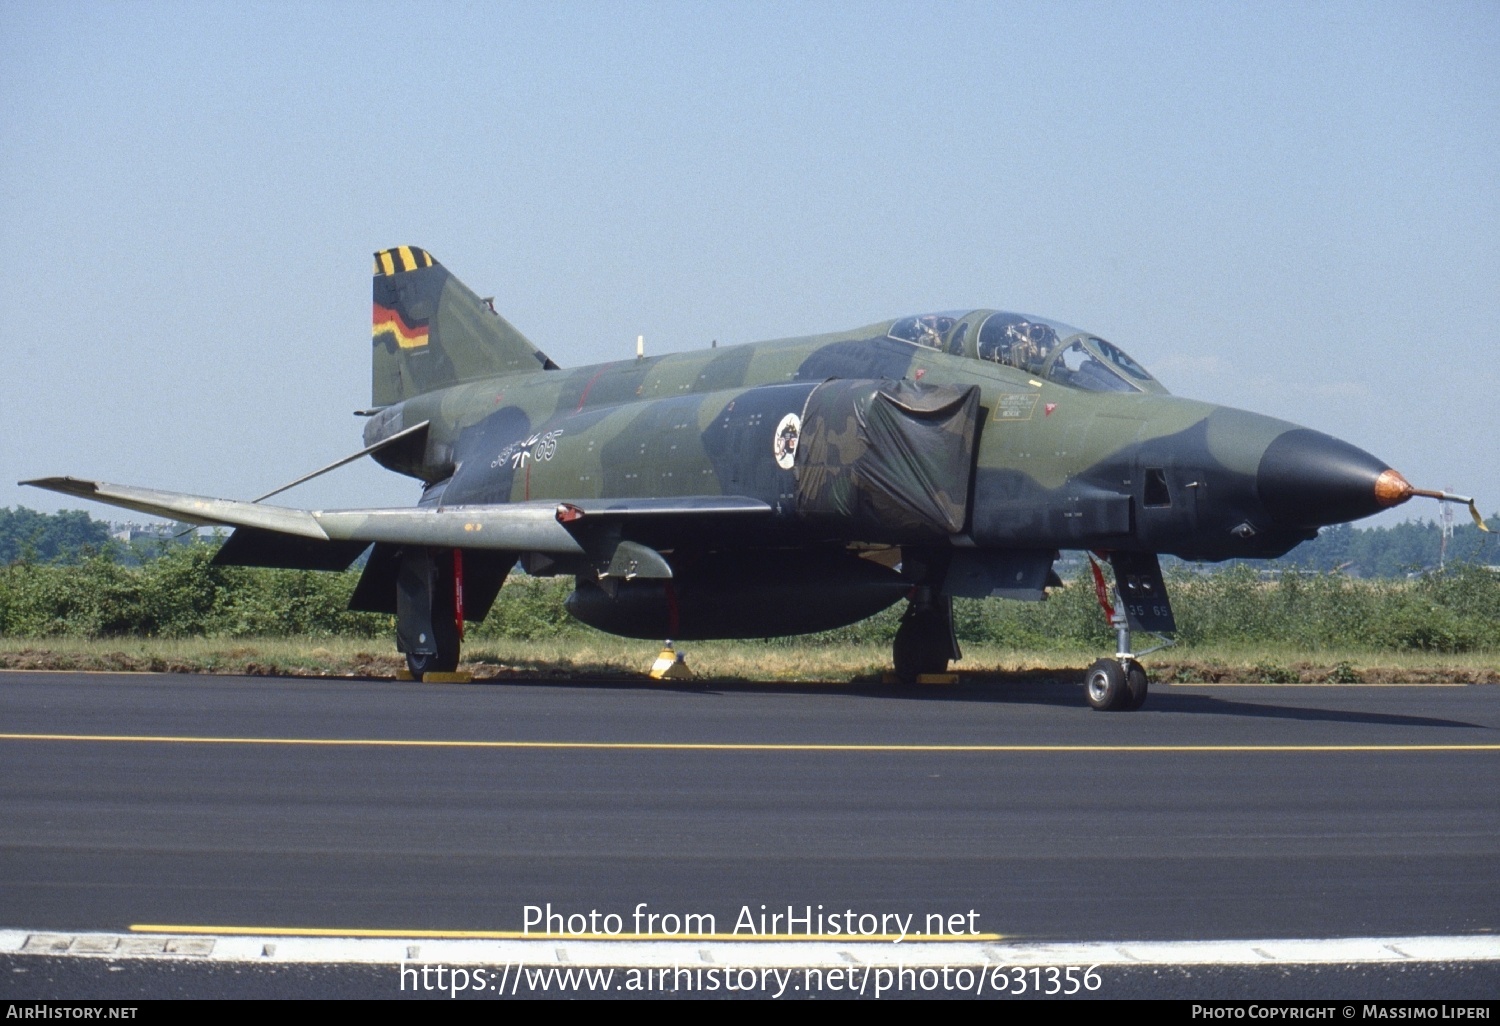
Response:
[[130, 924, 1002, 941], [0, 668, 164, 676], [3, 733, 1498, 753]]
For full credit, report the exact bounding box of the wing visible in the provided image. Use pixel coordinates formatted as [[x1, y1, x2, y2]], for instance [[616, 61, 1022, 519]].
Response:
[[21, 477, 773, 566]]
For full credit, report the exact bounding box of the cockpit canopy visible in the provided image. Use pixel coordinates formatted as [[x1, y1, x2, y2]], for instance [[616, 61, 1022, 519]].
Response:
[[887, 310, 1165, 394]]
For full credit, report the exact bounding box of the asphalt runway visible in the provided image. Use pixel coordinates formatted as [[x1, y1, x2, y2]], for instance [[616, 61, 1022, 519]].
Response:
[[2, 670, 1497, 998]]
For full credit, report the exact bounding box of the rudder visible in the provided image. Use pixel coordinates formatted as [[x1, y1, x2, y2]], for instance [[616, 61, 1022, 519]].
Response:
[[372, 246, 557, 406]]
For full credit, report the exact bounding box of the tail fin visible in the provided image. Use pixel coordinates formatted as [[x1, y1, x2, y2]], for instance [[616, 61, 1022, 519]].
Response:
[[371, 246, 558, 407]]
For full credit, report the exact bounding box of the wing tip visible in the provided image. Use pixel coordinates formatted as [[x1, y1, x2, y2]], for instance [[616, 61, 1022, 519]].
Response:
[[19, 476, 98, 495]]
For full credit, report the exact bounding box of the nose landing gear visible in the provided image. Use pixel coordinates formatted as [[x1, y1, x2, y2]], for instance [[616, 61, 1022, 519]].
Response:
[[1085, 553, 1174, 712]]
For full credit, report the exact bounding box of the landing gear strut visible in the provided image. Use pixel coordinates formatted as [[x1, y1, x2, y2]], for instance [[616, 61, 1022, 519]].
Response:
[[892, 589, 960, 684]]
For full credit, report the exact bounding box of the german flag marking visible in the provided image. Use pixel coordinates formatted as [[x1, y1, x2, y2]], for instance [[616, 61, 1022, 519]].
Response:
[[372, 302, 429, 350]]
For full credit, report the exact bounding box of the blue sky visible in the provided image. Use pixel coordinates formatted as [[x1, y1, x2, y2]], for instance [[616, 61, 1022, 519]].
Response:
[[2, 1, 1496, 529]]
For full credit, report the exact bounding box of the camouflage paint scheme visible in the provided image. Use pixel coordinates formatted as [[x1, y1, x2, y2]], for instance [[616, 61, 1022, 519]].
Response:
[[28, 246, 1430, 704], [364, 248, 1374, 563]]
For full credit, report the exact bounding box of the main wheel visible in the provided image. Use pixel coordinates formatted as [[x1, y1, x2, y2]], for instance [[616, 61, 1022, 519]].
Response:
[[406, 632, 460, 677], [1085, 658, 1128, 711], [1123, 662, 1149, 711], [893, 614, 950, 684]]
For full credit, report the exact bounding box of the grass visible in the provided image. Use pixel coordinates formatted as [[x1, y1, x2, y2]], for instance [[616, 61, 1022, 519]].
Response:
[[1, 636, 1495, 684]]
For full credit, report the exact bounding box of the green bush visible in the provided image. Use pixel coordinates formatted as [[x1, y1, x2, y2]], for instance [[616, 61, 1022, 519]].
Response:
[[470, 575, 581, 641], [0, 544, 386, 639]]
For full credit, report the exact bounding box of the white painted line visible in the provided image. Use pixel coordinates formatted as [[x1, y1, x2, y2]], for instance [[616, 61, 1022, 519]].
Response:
[[2, 930, 1497, 966], [1165, 682, 1470, 688]]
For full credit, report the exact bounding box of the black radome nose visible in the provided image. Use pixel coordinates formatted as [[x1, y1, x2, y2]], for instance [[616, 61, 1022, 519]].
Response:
[[1256, 429, 1393, 529]]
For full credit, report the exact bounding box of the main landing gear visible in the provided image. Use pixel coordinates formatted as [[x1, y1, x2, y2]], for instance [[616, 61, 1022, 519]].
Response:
[[892, 587, 961, 684], [396, 547, 462, 677], [1084, 553, 1174, 712]]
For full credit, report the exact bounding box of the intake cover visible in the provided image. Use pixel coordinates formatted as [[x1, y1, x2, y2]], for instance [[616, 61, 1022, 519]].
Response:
[[794, 379, 980, 539]]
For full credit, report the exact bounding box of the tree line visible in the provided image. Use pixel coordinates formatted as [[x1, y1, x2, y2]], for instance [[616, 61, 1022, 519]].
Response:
[[1, 512, 1496, 652], [6, 506, 1496, 576]]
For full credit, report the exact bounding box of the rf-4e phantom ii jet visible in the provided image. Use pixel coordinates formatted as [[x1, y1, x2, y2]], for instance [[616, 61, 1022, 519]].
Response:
[[26, 246, 1489, 710]]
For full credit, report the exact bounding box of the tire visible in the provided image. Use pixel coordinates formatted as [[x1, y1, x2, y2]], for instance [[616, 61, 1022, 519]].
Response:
[[406, 640, 459, 678], [893, 614, 950, 684], [1085, 658, 1128, 711], [1123, 662, 1149, 711]]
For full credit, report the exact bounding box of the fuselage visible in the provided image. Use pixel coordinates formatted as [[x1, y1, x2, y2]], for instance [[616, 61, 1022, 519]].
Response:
[[364, 311, 1396, 564]]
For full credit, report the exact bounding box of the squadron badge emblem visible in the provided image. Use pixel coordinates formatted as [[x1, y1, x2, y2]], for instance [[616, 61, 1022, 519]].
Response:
[[773, 413, 801, 470]]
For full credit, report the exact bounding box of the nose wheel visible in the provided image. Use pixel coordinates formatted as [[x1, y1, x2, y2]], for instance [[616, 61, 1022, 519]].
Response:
[[1124, 661, 1148, 710], [1085, 658, 1149, 711]]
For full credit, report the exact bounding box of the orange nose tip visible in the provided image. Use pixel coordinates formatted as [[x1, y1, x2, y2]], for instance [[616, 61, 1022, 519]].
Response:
[[1374, 469, 1414, 507]]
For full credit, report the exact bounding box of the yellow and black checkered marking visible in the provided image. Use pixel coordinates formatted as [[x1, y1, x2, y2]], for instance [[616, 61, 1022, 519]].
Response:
[[373, 246, 436, 276]]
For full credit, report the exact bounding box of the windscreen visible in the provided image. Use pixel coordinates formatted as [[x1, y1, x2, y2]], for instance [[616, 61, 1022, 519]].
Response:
[[975, 313, 1160, 393], [885, 310, 1164, 393]]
